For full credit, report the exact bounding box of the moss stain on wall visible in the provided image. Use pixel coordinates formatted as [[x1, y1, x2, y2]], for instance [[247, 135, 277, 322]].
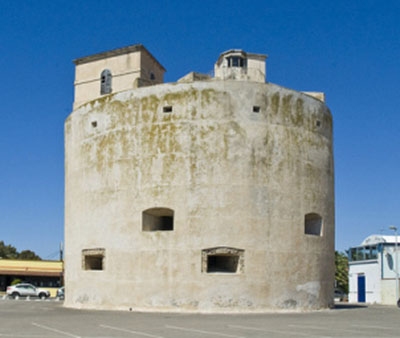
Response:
[[200, 89, 217, 108], [270, 92, 280, 115], [164, 88, 199, 103], [140, 95, 160, 123], [293, 98, 305, 126]]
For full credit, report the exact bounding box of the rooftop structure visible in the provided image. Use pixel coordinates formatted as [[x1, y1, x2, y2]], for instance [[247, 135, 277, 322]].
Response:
[[73, 44, 165, 109]]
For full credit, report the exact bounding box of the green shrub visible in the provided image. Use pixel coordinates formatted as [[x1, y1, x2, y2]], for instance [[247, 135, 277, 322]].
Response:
[[11, 278, 22, 285]]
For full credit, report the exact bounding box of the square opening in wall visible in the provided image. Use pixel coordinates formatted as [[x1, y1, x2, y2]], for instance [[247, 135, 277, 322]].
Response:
[[82, 248, 105, 270], [163, 106, 173, 113], [253, 106, 260, 113], [85, 256, 103, 270], [304, 213, 323, 236]]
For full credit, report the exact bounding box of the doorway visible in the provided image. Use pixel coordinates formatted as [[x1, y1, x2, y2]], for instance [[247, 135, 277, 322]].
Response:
[[357, 274, 366, 302]]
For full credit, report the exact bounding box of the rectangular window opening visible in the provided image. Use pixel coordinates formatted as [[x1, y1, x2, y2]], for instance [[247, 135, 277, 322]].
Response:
[[207, 254, 239, 273], [82, 248, 105, 270], [85, 255, 103, 270], [142, 208, 174, 231], [163, 106, 173, 113], [304, 213, 323, 236], [253, 106, 260, 113], [349, 246, 378, 262]]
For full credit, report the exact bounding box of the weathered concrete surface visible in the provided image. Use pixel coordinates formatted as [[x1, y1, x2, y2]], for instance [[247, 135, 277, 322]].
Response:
[[65, 79, 334, 312]]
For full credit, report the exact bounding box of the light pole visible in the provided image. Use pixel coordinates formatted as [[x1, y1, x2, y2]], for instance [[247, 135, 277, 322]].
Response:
[[389, 225, 399, 306]]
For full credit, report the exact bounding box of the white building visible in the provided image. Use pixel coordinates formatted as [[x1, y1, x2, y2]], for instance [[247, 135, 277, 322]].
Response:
[[348, 235, 399, 305]]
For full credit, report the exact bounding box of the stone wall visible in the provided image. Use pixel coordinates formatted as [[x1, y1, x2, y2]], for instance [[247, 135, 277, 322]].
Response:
[[64, 79, 334, 312]]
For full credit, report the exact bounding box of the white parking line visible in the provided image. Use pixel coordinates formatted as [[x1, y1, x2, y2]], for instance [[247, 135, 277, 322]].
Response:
[[289, 324, 381, 336], [351, 324, 399, 331], [31, 322, 81, 338], [166, 325, 245, 338], [230, 324, 332, 337], [100, 324, 164, 338], [0, 333, 44, 337]]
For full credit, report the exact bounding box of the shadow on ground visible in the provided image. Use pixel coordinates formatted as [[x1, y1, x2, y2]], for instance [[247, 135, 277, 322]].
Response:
[[333, 302, 368, 310]]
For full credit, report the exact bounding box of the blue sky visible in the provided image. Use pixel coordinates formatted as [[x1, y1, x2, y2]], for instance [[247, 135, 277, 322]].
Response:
[[0, 1, 399, 258]]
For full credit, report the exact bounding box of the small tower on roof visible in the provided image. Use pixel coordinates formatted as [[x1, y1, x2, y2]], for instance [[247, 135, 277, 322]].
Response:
[[72, 44, 166, 109], [214, 49, 267, 83]]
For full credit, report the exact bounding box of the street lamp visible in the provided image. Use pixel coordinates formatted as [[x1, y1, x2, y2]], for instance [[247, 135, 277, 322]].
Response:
[[389, 225, 399, 306]]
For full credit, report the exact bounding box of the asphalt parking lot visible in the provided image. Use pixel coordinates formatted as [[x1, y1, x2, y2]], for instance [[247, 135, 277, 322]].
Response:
[[0, 299, 399, 338]]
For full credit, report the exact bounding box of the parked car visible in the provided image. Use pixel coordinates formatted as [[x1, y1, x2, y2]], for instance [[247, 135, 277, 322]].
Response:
[[56, 286, 64, 300], [6, 283, 50, 299], [334, 288, 348, 302]]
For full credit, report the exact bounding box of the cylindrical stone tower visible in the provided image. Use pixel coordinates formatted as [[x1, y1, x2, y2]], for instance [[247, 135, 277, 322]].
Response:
[[64, 46, 334, 312]]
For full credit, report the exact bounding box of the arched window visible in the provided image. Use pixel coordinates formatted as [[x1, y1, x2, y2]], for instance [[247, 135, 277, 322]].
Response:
[[304, 213, 323, 236], [142, 207, 174, 231], [100, 69, 112, 95]]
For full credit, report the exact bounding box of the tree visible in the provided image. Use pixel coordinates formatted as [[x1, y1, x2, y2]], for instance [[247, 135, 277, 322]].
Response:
[[0, 241, 19, 259], [335, 251, 349, 294], [18, 250, 41, 260], [0, 241, 41, 260]]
